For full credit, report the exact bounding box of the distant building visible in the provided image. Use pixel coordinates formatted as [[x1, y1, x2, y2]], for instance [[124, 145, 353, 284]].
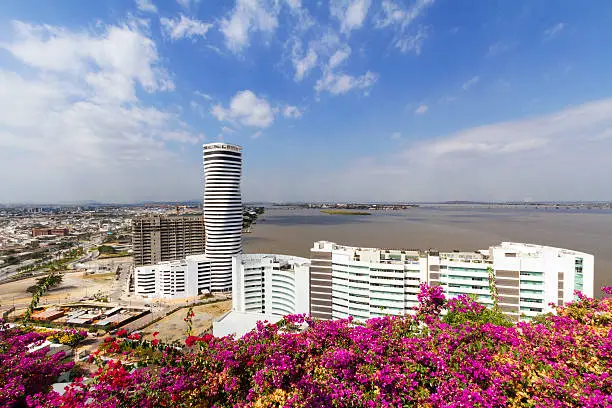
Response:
[[31, 228, 69, 237], [134, 254, 212, 299], [132, 215, 205, 266], [203, 143, 243, 291], [310, 241, 594, 322]]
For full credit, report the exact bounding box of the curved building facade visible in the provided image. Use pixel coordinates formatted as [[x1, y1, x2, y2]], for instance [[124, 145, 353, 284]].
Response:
[[231, 254, 311, 316], [203, 143, 243, 291]]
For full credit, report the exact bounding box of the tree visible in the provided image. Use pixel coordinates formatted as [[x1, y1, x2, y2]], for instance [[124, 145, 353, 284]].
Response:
[[97, 245, 117, 254], [23, 272, 63, 323]]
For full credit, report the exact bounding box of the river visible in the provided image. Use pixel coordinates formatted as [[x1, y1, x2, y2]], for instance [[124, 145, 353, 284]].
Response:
[[244, 205, 612, 297]]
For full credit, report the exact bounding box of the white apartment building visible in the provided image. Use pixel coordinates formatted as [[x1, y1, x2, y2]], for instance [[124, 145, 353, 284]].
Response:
[[213, 254, 310, 337], [134, 254, 212, 299], [231, 254, 311, 315], [310, 241, 594, 322]]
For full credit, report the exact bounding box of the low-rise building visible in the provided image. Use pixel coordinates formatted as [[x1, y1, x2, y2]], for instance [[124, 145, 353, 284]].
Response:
[[134, 254, 212, 299], [32, 228, 69, 237]]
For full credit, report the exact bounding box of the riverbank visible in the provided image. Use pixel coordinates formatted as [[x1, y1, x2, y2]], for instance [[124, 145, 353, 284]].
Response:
[[321, 210, 371, 215], [245, 206, 612, 298]]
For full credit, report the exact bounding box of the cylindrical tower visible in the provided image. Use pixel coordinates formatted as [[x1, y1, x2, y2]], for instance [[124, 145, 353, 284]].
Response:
[[203, 142, 242, 291]]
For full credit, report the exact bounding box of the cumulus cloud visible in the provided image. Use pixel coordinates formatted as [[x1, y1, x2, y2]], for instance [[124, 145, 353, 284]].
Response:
[[220, 0, 279, 52], [160, 14, 212, 41], [135, 0, 158, 13], [0, 20, 202, 203], [211, 90, 275, 127], [374, 0, 433, 54], [330, 0, 372, 34], [414, 104, 428, 115], [315, 71, 378, 95], [328, 45, 351, 69], [292, 42, 318, 81], [462, 76, 480, 91], [296, 31, 377, 96], [321, 98, 612, 202], [282, 105, 303, 118], [3, 20, 174, 93]]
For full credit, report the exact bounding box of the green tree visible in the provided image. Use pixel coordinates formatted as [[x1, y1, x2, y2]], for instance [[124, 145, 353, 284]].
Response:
[[23, 272, 62, 324]]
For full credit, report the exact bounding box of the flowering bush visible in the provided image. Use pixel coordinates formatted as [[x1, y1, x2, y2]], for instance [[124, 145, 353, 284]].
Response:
[[8, 286, 612, 407], [0, 321, 74, 407], [47, 329, 87, 346]]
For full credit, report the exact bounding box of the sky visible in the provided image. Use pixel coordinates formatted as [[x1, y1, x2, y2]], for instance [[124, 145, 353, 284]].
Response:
[[1, 0, 612, 204]]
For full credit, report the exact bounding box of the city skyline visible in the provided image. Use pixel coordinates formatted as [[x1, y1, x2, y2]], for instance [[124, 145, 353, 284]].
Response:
[[2, 1, 612, 203]]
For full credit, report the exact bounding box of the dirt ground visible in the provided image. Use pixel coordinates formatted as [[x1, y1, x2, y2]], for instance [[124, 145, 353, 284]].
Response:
[[0, 271, 116, 315], [141, 300, 232, 343]]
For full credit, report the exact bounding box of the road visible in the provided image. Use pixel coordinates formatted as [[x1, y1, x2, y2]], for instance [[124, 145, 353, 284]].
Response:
[[0, 238, 103, 282]]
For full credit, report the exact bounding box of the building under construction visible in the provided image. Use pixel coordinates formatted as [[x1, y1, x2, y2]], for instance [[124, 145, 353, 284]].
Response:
[[132, 214, 205, 266]]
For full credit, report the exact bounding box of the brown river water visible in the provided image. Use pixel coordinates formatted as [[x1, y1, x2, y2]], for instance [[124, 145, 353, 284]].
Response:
[[244, 205, 612, 298]]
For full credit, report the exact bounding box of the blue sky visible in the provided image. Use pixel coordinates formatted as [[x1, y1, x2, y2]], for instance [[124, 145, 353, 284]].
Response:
[[1, 0, 612, 203]]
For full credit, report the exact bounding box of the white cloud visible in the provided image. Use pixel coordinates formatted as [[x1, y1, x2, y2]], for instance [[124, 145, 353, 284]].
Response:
[[211, 90, 275, 127], [292, 42, 318, 81], [0, 20, 202, 203], [3, 20, 174, 94], [414, 104, 428, 115], [283, 105, 303, 118], [330, 0, 372, 34], [135, 0, 158, 13], [543, 22, 565, 41], [221, 126, 237, 134], [195, 91, 213, 100], [315, 71, 378, 95], [328, 45, 351, 69], [391, 131, 401, 139], [190, 100, 206, 117], [324, 99, 612, 202], [176, 0, 200, 10], [160, 14, 212, 41], [374, 0, 434, 54], [462, 76, 480, 91], [220, 0, 279, 53]]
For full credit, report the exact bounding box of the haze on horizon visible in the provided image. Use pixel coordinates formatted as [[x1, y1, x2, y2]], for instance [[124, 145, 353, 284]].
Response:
[[1, 1, 612, 204]]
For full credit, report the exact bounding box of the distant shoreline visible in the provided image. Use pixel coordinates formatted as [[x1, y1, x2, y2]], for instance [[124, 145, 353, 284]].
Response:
[[321, 210, 371, 216]]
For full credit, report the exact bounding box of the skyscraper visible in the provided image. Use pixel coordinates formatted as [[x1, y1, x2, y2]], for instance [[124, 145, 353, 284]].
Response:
[[203, 142, 243, 291]]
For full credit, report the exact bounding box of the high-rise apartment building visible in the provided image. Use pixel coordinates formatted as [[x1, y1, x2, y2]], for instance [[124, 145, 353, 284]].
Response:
[[132, 214, 205, 266], [310, 241, 594, 322], [203, 143, 243, 292]]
